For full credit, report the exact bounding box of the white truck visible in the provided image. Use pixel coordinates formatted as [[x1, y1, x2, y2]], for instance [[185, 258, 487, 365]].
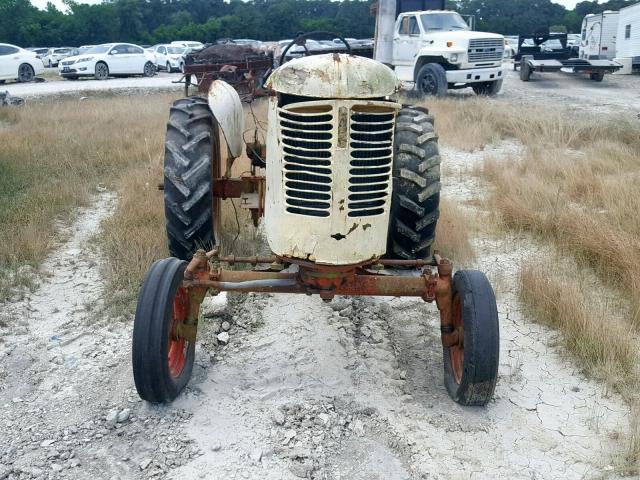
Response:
[[375, 2, 505, 96], [615, 2, 640, 73], [580, 11, 619, 60]]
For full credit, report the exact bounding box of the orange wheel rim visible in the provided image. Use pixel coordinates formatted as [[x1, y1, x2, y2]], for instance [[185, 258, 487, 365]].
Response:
[[450, 293, 464, 384], [168, 285, 189, 378]]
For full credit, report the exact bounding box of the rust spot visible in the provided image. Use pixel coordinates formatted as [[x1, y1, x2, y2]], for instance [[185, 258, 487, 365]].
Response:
[[333, 53, 341, 62]]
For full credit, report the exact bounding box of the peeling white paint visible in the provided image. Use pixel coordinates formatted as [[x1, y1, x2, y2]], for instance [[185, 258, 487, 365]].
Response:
[[267, 53, 398, 99]]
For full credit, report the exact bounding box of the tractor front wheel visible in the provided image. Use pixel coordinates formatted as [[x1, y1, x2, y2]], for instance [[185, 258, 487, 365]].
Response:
[[132, 257, 197, 403], [443, 270, 499, 406]]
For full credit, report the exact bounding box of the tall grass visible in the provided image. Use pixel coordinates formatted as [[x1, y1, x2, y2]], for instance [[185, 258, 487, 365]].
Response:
[[0, 94, 176, 301], [421, 95, 640, 471]]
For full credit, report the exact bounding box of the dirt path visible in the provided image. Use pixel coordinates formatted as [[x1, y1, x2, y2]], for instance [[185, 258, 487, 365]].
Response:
[[0, 194, 201, 479]]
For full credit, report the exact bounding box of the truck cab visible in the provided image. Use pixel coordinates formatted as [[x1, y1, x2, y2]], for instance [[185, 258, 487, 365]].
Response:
[[389, 10, 505, 96]]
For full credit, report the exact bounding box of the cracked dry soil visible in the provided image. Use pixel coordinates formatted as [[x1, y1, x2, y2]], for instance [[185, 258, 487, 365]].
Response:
[[0, 148, 631, 480]]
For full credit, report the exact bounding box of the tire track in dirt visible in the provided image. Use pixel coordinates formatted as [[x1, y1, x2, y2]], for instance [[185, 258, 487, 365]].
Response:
[[0, 193, 201, 479]]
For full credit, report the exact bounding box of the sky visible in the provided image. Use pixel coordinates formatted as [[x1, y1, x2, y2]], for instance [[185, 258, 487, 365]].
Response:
[[31, 0, 580, 11]]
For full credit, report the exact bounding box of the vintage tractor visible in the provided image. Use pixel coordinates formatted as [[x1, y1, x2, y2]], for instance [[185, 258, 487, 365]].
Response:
[[132, 35, 499, 407]]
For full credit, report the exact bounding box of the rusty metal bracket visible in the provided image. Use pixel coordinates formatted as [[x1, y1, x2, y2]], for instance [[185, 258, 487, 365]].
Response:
[[212, 176, 265, 199]]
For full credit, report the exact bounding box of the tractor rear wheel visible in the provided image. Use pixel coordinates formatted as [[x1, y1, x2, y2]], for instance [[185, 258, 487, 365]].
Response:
[[386, 106, 441, 261], [164, 97, 217, 260], [132, 258, 197, 403], [443, 270, 499, 406]]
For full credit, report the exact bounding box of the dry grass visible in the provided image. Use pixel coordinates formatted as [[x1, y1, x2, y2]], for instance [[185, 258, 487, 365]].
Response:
[[420, 95, 640, 471], [521, 262, 639, 473], [434, 198, 476, 266], [421, 97, 640, 325], [0, 93, 176, 301]]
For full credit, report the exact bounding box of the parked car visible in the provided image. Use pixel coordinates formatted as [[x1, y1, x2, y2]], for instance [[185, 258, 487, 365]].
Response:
[[58, 43, 156, 80], [171, 41, 204, 50], [27, 47, 49, 59], [151, 44, 187, 72], [0, 43, 45, 83], [43, 47, 75, 67]]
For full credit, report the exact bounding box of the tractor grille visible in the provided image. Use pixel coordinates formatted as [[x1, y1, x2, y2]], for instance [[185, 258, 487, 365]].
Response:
[[277, 102, 397, 219], [468, 38, 504, 63], [348, 105, 395, 217], [279, 105, 334, 218]]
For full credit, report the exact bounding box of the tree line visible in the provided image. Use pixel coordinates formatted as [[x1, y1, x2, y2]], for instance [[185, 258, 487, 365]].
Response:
[[1, 0, 637, 48]]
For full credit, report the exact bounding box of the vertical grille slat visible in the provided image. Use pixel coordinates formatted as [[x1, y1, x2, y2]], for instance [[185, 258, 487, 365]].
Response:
[[278, 106, 334, 217], [468, 38, 504, 63], [348, 106, 395, 217]]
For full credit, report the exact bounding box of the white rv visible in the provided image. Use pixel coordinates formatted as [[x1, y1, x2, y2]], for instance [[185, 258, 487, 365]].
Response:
[[615, 2, 640, 72], [580, 11, 619, 60]]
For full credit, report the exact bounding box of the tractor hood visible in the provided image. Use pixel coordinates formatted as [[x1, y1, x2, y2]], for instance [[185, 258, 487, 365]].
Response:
[[267, 53, 397, 99]]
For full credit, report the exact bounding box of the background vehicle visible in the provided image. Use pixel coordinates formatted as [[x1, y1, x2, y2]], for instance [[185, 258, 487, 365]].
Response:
[[58, 43, 156, 80], [580, 11, 619, 60], [27, 47, 49, 59], [0, 43, 44, 83], [132, 32, 500, 410], [615, 3, 640, 73], [374, 0, 505, 96], [171, 41, 204, 50], [43, 47, 74, 67], [516, 32, 622, 82], [152, 44, 187, 72]]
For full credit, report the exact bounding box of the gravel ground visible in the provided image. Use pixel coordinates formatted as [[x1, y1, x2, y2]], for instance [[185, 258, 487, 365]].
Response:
[[3, 63, 640, 117], [2, 72, 182, 99], [0, 66, 635, 479]]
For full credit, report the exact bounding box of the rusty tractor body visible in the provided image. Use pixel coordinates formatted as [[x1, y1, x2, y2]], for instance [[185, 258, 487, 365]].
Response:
[[132, 33, 499, 407]]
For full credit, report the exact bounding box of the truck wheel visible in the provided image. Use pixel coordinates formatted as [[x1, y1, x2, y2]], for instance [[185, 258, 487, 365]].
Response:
[[132, 258, 196, 403], [164, 97, 216, 260], [443, 270, 499, 406], [386, 106, 440, 260], [519, 58, 532, 81], [471, 79, 503, 96], [415, 63, 448, 97], [589, 72, 605, 82]]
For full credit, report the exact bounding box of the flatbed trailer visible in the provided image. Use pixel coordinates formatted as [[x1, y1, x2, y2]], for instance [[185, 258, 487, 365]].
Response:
[[519, 55, 622, 82]]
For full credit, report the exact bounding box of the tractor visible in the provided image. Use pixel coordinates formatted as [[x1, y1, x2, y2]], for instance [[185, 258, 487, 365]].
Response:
[[132, 34, 499, 407]]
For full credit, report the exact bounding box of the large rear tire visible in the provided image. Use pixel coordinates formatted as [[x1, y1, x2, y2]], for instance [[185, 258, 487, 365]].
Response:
[[386, 106, 441, 260], [443, 270, 499, 406], [164, 97, 216, 260], [132, 258, 196, 403]]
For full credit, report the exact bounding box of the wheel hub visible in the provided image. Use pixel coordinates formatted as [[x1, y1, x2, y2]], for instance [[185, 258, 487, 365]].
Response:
[[168, 286, 190, 378]]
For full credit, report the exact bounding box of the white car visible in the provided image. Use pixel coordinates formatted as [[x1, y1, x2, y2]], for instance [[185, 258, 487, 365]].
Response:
[[58, 43, 156, 80], [0, 43, 44, 83], [151, 44, 187, 73], [171, 41, 204, 50], [43, 47, 74, 67]]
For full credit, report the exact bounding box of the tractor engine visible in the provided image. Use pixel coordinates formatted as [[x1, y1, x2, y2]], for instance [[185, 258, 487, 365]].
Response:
[[264, 54, 399, 265]]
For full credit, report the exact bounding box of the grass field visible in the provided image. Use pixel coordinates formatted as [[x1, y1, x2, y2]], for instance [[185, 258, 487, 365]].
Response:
[[425, 96, 640, 472], [0, 93, 176, 301]]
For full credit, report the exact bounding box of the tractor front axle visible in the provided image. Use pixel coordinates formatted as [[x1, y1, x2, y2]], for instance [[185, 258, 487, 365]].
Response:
[[181, 248, 458, 350]]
